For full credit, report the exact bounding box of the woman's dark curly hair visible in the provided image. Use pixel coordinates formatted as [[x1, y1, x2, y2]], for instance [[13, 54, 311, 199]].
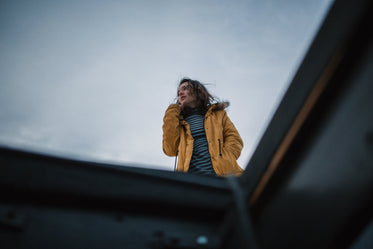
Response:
[[176, 77, 229, 112]]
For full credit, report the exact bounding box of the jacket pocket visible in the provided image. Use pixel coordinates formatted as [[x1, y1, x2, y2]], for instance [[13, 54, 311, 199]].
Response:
[[218, 139, 222, 156]]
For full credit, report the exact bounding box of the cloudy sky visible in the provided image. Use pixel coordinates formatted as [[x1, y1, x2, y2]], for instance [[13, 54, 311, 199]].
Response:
[[0, 0, 333, 171]]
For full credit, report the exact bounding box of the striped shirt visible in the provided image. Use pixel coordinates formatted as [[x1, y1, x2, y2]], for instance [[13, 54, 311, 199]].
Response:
[[184, 108, 216, 176]]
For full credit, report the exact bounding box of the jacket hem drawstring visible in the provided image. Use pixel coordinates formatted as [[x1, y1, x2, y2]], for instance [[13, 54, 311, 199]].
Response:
[[174, 150, 179, 172]]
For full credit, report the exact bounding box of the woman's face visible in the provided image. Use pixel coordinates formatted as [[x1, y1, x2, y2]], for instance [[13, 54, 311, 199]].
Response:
[[178, 82, 197, 108]]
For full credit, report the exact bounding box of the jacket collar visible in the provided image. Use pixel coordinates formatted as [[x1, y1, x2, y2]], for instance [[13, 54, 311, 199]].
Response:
[[205, 104, 216, 117]]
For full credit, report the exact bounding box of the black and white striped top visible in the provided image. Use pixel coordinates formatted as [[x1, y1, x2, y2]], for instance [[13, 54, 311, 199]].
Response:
[[184, 108, 216, 176]]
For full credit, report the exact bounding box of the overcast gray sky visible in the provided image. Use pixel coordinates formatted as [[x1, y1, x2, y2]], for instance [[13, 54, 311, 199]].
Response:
[[0, 0, 333, 171]]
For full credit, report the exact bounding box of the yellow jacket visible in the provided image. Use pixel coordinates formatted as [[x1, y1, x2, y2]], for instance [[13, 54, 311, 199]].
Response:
[[162, 104, 244, 176]]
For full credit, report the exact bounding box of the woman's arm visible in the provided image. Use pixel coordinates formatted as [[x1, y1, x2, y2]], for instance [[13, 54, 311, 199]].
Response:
[[162, 104, 181, 156], [222, 111, 243, 159]]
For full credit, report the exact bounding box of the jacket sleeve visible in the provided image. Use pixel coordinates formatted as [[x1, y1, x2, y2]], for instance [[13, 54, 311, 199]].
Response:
[[162, 104, 181, 156], [222, 111, 243, 159]]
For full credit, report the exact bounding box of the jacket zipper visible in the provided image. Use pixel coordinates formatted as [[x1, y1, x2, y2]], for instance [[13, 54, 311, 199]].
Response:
[[218, 139, 222, 156]]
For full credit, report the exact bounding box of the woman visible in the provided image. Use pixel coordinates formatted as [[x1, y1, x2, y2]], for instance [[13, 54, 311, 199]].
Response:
[[162, 78, 244, 176]]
